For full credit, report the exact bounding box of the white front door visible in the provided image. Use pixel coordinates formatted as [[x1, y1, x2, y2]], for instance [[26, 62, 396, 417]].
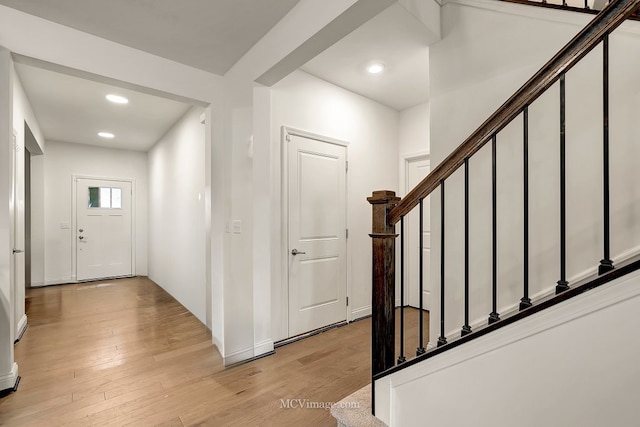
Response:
[[76, 178, 133, 281], [287, 132, 347, 337], [406, 157, 431, 310]]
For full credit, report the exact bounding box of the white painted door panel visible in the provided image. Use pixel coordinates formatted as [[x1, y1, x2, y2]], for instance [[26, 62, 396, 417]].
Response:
[[288, 134, 347, 337], [76, 178, 132, 281], [406, 157, 431, 310]]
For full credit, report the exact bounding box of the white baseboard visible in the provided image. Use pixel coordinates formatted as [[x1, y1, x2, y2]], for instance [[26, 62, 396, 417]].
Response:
[[254, 339, 274, 356], [351, 305, 371, 320], [223, 346, 254, 366], [30, 281, 44, 287], [44, 278, 73, 286], [15, 314, 27, 342], [0, 362, 19, 393], [212, 335, 223, 356]]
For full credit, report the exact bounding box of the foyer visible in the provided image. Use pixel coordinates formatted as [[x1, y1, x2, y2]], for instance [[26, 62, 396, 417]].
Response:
[[0, 277, 371, 426]]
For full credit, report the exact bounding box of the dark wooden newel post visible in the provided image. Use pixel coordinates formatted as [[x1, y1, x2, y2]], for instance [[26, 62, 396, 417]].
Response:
[[368, 190, 400, 376]]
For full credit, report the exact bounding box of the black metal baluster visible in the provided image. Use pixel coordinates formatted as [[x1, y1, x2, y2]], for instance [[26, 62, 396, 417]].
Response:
[[599, 35, 614, 275], [417, 200, 426, 356], [489, 135, 501, 324], [584, 0, 589, 10], [462, 159, 472, 336], [557, 74, 570, 294], [398, 217, 406, 364], [437, 181, 447, 347], [520, 107, 533, 310]]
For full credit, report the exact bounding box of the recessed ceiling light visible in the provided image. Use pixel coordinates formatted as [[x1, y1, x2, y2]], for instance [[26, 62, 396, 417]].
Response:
[[106, 94, 129, 104], [98, 132, 115, 139], [366, 63, 385, 75]]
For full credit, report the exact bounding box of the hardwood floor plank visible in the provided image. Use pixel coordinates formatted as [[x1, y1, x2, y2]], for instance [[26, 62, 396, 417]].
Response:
[[1, 277, 427, 426]]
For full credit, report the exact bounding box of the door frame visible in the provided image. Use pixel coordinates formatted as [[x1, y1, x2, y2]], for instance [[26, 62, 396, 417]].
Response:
[[399, 151, 430, 308], [71, 174, 136, 282], [280, 126, 350, 339]]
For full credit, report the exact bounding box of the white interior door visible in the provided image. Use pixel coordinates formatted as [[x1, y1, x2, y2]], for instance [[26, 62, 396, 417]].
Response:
[[76, 178, 132, 281], [406, 157, 431, 310], [288, 133, 347, 337]]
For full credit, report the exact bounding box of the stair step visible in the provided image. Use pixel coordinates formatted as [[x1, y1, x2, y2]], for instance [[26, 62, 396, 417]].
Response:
[[330, 384, 387, 427]]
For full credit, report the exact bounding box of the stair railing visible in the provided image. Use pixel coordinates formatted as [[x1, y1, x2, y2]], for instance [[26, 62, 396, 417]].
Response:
[[368, 0, 640, 408], [500, 0, 640, 20]]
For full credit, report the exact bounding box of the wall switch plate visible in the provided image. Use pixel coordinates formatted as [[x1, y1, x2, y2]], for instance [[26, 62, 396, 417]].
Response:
[[232, 220, 242, 234], [60, 222, 70, 229]]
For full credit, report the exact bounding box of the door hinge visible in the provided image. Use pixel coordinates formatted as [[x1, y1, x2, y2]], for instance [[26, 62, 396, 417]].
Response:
[[346, 297, 349, 306], [286, 134, 291, 142], [345, 161, 348, 172], [346, 229, 349, 239]]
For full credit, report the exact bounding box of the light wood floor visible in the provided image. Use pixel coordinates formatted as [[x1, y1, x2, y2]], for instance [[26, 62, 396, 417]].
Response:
[[0, 277, 428, 426]]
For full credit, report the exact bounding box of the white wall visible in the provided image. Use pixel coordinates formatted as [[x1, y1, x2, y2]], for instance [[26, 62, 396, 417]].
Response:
[[270, 70, 400, 341], [428, 0, 640, 344], [399, 102, 430, 157], [375, 268, 640, 427], [43, 141, 148, 284], [148, 107, 207, 325]]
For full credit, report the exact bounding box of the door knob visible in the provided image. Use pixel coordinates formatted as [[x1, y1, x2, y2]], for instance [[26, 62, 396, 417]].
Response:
[[291, 248, 306, 255], [12, 248, 24, 254], [79, 236, 84, 240]]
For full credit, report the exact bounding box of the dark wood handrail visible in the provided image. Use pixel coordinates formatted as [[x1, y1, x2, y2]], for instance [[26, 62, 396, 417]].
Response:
[[388, 0, 640, 226]]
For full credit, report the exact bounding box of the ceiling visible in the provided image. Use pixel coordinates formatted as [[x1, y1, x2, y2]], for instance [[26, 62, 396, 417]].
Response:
[[301, 3, 430, 111], [0, 0, 301, 76], [4, 1, 430, 152], [15, 62, 192, 152]]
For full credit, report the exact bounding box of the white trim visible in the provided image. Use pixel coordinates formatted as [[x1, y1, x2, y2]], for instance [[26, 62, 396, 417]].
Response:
[[254, 339, 275, 357], [212, 335, 224, 356], [223, 346, 255, 366], [398, 152, 430, 308], [72, 175, 136, 282], [351, 305, 372, 320], [280, 126, 350, 336], [15, 314, 26, 341], [0, 362, 18, 393], [283, 126, 350, 148], [399, 151, 430, 197], [43, 278, 73, 286], [279, 127, 290, 339]]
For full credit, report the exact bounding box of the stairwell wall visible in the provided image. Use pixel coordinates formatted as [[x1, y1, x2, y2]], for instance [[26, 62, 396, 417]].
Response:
[[429, 0, 640, 343]]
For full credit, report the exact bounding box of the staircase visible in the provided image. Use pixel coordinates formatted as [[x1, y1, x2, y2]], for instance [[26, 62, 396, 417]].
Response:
[[333, 0, 640, 425]]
